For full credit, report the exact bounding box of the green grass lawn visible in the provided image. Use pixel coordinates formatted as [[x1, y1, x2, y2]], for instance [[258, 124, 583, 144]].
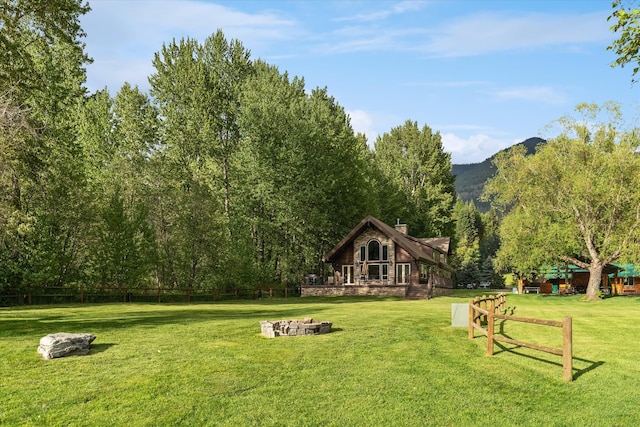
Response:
[[1, 292, 639, 426]]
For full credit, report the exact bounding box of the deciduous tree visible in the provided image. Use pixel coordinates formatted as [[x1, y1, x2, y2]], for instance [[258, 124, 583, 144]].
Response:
[[608, 0, 640, 81], [485, 103, 640, 301], [374, 120, 456, 238]]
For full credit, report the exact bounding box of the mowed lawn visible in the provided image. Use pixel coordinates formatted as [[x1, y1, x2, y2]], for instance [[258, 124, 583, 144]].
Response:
[[1, 292, 639, 426]]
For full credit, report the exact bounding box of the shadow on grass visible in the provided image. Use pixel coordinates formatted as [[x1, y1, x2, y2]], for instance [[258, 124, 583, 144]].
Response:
[[489, 310, 605, 380], [0, 298, 388, 339], [0, 305, 333, 339], [493, 341, 605, 380], [89, 343, 117, 355]]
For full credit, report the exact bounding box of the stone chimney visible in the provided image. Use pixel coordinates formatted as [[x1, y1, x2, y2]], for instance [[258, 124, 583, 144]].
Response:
[[395, 218, 408, 235]]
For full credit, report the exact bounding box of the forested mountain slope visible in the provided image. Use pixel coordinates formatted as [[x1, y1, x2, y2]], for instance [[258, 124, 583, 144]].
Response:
[[452, 137, 545, 211]]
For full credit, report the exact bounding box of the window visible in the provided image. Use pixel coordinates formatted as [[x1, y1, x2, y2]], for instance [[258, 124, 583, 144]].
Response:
[[420, 264, 429, 280], [434, 251, 441, 264], [397, 263, 410, 284], [368, 240, 380, 261], [369, 264, 380, 280], [342, 265, 354, 284], [360, 239, 389, 281]]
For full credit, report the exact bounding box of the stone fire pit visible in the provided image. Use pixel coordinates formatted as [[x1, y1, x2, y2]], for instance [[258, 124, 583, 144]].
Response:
[[260, 318, 332, 338]]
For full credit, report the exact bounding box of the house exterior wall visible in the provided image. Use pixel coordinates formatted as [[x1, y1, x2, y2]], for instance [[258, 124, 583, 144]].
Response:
[[352, 227, 397, 286]]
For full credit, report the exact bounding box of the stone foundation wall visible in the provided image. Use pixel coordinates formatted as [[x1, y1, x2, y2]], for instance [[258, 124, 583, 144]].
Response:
[[301, 285, 408, 297], [302, 284, 452, 298]]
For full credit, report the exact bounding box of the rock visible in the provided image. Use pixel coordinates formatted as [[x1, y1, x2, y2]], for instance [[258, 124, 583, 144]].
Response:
[[37, 333, 96, 359]]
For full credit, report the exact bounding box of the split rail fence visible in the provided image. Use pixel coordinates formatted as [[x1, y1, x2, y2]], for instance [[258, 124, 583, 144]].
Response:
[[0, 285, 295, 306], [468, 293, 573, 382]]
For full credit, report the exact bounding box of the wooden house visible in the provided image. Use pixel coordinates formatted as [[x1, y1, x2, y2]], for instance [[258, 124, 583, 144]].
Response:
[[301, 216, 454, 299], [609, 264, 640, 295], [517, 263, 631, 295]]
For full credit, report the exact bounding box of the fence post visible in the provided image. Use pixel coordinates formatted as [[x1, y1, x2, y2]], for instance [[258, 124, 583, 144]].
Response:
[[80, 285, 84, 303], [487, 310, 495, 356], [484, 296, 489, 324], [187, 287, 192, 303], [468, 299, 474, 339], [157, 287, 161, 303], [563, 316, 573, 382]]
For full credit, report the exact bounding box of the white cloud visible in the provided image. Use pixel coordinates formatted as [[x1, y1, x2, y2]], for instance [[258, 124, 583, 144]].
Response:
[[424, 11, 609, 57], [441, 132, 517, 164], [335, 1, 427, 23], [321, 10, 610, 57], [493, 86, 568, 105], [82, 1, 301, 92], [347, 109, 378, 147]]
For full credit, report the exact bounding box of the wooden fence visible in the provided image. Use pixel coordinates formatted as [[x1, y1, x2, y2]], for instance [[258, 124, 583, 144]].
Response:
[[0, 285, 296, 305], [468, 293, 573, 382]]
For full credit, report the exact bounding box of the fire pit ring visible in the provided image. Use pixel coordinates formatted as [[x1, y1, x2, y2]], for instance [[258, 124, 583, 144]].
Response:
[[260, 318, 332, 338]]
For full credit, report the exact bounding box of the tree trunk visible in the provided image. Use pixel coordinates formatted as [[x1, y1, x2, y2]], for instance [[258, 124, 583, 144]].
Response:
[[586, 261, 604, 301]]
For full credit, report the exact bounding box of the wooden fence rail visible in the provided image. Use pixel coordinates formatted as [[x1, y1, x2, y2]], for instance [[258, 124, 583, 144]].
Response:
[[0, 285, 294, 305], [468, 294, 573, 382]]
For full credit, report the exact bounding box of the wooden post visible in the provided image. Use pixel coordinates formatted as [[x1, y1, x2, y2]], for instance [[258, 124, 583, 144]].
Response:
[[563, 316, 573, 382], [80, 285, 84, 303], [468, 300, 474, 339], [487, 311, 495, 356], [482, 295, 487, 325], [269, 288, 273, 299], [157, 287, 161, 303], [187, 287, 191, 303]]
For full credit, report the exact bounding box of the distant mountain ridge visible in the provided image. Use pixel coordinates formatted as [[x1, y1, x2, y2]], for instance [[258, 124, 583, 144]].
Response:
[[452, 137, 546, 211]]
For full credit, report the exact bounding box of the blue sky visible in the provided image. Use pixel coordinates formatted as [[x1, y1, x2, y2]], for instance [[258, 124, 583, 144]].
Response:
[[81, 0, 639, 164]]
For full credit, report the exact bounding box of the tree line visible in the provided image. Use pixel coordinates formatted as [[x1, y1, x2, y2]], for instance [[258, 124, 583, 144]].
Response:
[[0, 2, 457, 294]]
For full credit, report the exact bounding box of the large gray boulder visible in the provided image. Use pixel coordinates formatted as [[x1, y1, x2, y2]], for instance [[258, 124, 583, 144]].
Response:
[[37, 333, 96, 359]]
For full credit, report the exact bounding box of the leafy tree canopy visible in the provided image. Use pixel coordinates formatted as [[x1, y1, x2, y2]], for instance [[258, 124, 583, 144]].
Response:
[[485, 103, 640, 300], [374, 120, 456, 238], [608, 0, 640, 81]]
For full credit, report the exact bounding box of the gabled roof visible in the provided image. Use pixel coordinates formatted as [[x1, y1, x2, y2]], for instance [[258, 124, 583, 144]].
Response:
[[419, 237, 450, 255], [324, 215, 451, 269]]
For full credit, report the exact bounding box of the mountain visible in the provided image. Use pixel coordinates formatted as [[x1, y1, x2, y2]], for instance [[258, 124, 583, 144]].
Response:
[[452, 137, 545, 211]]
